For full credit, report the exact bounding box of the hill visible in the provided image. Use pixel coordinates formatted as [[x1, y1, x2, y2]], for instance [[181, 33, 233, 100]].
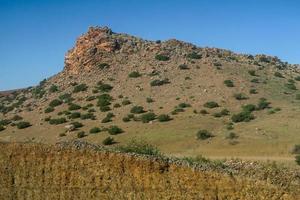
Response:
[[0, 26, 300, 164]]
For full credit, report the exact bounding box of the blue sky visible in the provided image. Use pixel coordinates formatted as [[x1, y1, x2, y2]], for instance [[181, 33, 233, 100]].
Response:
[[0, 0, 299, 91]]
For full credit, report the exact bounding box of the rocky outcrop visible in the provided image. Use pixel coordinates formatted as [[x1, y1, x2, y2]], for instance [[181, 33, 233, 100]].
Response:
[[0, 142, 298, 200]]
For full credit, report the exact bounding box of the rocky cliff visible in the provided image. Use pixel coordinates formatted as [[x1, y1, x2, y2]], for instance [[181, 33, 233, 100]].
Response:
[[0, 142, 298, 200]]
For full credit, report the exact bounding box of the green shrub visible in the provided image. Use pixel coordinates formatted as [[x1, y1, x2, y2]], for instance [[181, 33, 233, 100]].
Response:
[[146, 97, 154, 103], [97, 94, 113, 107], [295, 155, 300, 166], [128, 71, 141, 78], [113, 103, 121, 108], [226, 123, 234, 130], [59, 93, 73, 103], [200, 109, 208, 114], [59, 133, 66, 137], [257, 98, 270, 110], [77, 131, 85, 138], [98, 63, 110, 69], [225, 132, 238, 140], [11, 115, 23, 121], [49, 99, 63, 107], [285, 83, 297, 90], [102, 137, 115, 145], [89, 127, 101, 134], [178, 102, 191, 108], [122, 116, 131, 122], [86, 96, 96, 101], [204, 101, 219, 108], [251, 78, 259, 83], [71, 121, 83, 129], [196, 130, 213, 140], [178, 64, 189, 70], [100, 106, 111, 112], [155, 54, 169, 61], [150, 79, 170, 87], [108, 126, 124, 135], [248, 70, 256, 76], [295, 76, 300, 81], [68, 103, 81, 111], [187, 52, 202, 59], [31, 87, 46, 98], [121, 99, 131, 106], [141, 112, 156, 123], [249, 88, 257, 94], [224, 80, 234, 87], [49, 85, 59, 93], [0, 125, 5, 132], [274, 72, 284, 78], [97, 83, 113, 92], [16, 121, 31, 129], [291, 144, 300, 154], [130, 106, 145, 114], [101, 116, 112, 123], [73, 84, 88, 93], [117, 139, 161, 156], [231, 111, 254, 123], [242, 104, 256, 112], [80, 113, 96, 120], [234, 93, 248, 100], [296, 94, 300, 100], [69, 112, 81, 119], [157, 114, 172, 122], [45, 107, 55, 113], [49, 118, 67, 125]]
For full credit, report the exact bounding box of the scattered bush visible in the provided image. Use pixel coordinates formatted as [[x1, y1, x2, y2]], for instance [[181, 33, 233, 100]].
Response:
[[178, 64, 189, 70], [89, 127, 101, 134], [128, 71, 141, 78], [130, 106, 145, 114], [59, 93, 73, 103], [187, 52, 202, 59], [251, 78, 260, 83], [178, 102, 191, 108], [196, 130, 213, 140], [231, 111, 254, 123], [16, 121, 31, 129], [295, 76, 300, 81], [155, 54, 169, 61], [150, 79, 170, 87], [102, 137, 115, 145], [204, 101, 219, 108], [71, 121, 83, 129], [157, 114, 172, 122], [285, 83, 297, 90], [295, 155, 300, 166], [98, 63, 110, 69], [224, 80, 234, 87], [59, 133, 66, 137], [225, 132, 238, 140], [69, 112, 81, 119], [97, 83, 113, 92], [242, 104, 256, 112], [122, 116, 131, 122], [296, 94, 300, 100], [121, 99, 131, 106], [86, 96, 96, 101], [274, 72, 284, 78], [80, 113, 96, 120], [49, 99, 63, 107], [108, 126, 124, 135], [234, 93, 248, 100], [249, 88, 257, 94], [248, 70, 256, 76], [141, 112, 156, 123], [49, 85, 59, 93], [117, 139, 161, 156], [11, 115, 23, 121], [200, 109, 208, 114], [146, 97, 154, 103], [0, 125, 5, 132], [291, 144, 300, 154], [257, 98, 270, 110], [73, 84, 88, 93], [49, 118, 67, 125], [113, 103, 121, 108], [45, 107, 55, 113], [100, 106, 111, 112], [68, 103, 81, 111], [77, 131, 85, 138]]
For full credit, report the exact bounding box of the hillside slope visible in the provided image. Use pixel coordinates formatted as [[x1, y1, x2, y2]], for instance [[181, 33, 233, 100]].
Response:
[[0, 26, 300, 162]]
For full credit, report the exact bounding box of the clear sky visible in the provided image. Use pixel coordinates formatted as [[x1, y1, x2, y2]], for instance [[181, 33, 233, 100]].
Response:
[[0, 0, 299, 91]]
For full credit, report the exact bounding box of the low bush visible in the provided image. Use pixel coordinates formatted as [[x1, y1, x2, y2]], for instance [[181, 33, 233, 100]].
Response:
[[242, 104, 256, 112], [249, 88, 257, 94], [71, 121, 83, 129], [0, 125, 5, 131], [16, 121, 31, 129], [128, 71, 141, 78], [257, 98, 270, 110], [231, 111, 254, 123], [49, 85, 59, 93], [141, 112, 156, 123], [187, 52, 202, 59], [73, 84, 88, 93], [199, 109, 208, 114], [49, 99, 63, 107], [89, 127, 101, 134], [97, 83, 113, 92], [108, 125, 124, 135], [130, 106, 145, 114], [45, 107, 55, 113], [68, 103, 81, 111], [248, 70, 256, 76], [49, 118, 67, 125], [80, 113, 96, 120], [150, 79, 170, 87], [178, 64, 189, 70], [11, 115, 23, 121], [98, 63, 110, 70], [274, 72, 284, 78], [121, 99, 131, 106], [59, 93, 73, 103], [224, 80, 234, 87], [77, 131, 85, 138], [117, 139, 161, 156], [251, 78, 260, 83], [113, 103, 121, 108], [295, 76, 300, 81], [196, 130, 213, 140], [69, 112, 81, 119], [102, 137, 115, 145], [285, 83, 297, 90], [234, 93, 248, 100], [296, 94, 300, 100], [157, 114, 172, 122], [225, 132, 238, 140], [178, 102, 191, 108], [291, 144, 300, 154], [155, 54, 169, 61], [122, 116, 131, 122], [86, 96, 96, 101], [146, 97, 154, 103], [204, 101, 219, 108], [295, 155, 300, 166], [100, 106, 111, 112]]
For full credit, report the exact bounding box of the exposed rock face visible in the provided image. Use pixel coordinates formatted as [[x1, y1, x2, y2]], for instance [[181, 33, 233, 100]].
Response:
[[64, 26, 120, 74]]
